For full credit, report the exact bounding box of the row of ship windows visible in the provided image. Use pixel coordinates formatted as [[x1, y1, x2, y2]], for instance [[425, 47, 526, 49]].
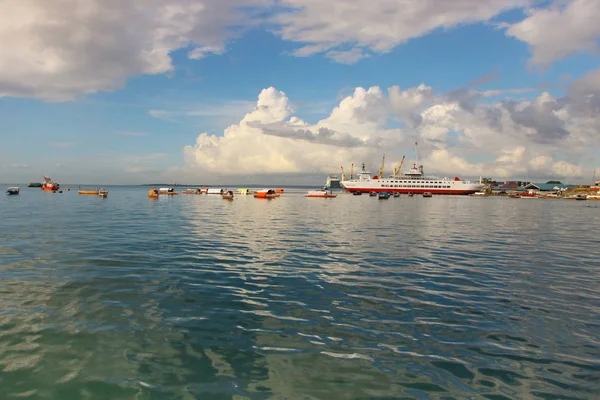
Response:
[[383, 181, 445, 184], [381, 184, 451, 188]]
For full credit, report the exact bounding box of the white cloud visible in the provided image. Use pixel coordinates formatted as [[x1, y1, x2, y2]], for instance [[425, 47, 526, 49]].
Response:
[[183, 84, 597, 182], [0, 0, 597, 102], [505, 0, 600, 67], [5, 163, 31, 169], [0, 0, 266, 101], [274, 0, 530, 63]]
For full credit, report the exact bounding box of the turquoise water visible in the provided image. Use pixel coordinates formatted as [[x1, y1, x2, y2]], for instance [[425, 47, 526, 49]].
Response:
[[1, 187, 599, 399]]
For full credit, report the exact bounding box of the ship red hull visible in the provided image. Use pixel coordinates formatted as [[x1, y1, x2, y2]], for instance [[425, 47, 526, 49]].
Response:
[[344, 188, 477, 195]]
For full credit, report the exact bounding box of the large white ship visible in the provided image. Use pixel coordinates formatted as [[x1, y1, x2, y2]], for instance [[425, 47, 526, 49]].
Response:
[[340, 144, 485, 195]]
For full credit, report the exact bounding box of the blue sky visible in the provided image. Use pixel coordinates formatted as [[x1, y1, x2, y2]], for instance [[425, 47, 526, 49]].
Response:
[[1, 0, 600, 184]]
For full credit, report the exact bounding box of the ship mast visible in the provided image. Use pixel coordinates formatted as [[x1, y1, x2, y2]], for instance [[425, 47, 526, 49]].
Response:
[[350, 163, 354, 180]]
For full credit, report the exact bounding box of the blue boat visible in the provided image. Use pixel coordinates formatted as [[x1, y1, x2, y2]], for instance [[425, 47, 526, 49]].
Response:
[[378, 192, 390, 199], [324, 174, 345, 190]]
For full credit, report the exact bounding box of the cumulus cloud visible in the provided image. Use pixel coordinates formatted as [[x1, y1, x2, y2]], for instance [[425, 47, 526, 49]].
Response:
[[274, 0, 530, 63], [505, 0, 600, 67], [0, 0, 266, 100], [1, 0, 598, 102], [183, 84, 595, 181]]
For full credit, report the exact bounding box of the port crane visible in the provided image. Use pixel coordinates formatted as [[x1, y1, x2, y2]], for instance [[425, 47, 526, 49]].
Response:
[[340, 166, 346, 181], [378, 154, 385, 179], [393, 155, 405, 177]]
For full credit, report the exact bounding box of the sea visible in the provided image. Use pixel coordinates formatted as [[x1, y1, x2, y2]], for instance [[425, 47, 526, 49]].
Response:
[[1, 186, 599, 399]]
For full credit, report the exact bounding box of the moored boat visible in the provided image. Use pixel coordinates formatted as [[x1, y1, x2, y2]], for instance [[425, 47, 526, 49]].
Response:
[[158, 187, 179, 195], [369, 191, 377, 197], [78, 189, 99, 195], [207, 188, 225, 195], [305, 190, 337, 198], [470, 191, 489, 197], [28, 182, 42, 188], [422, 192, 433, 198], [254, 189, 277, 199], [586, 194, 600, 200], [222, 190, 234, 200], [352, 191, 362, 196], [393, 192, 400, 197], [182, 188, 201, 194], [98, 189, 108, 198], [40, 176, 59, 191], [341, 142, 484, 195], [6, 187, 19, 195], [521, 191, 537, 198], [324, 174, 344, 191], [148, 189, 159, 198], [575, 194, 587, 201], [237, 188, 250, 195], [509, 193, 521, 198], [378, 192, 390, 199]]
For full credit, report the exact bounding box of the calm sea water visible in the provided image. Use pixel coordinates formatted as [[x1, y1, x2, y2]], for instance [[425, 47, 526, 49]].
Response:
[[1, 186, 599, 399]]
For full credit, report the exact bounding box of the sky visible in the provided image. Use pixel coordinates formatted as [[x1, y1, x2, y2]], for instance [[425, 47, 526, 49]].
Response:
[[1, 0, 600, 185]]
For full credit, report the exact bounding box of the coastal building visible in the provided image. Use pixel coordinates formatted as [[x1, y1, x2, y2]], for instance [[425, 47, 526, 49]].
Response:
[[522, 183, 578, 192]]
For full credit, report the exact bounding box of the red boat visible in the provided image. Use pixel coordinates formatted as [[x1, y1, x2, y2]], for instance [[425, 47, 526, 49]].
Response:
[[40, 176, 59, 191]]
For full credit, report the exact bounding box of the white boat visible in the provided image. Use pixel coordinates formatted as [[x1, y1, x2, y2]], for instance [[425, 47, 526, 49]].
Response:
[[305, 190, 337, 198], [6, 187, 19, 195], [324, 174, 344, 190], [341, 142, 485, 195], [98, 188, 108, 198], [207, 188, 225, 195], [470, 191, 489, 197]]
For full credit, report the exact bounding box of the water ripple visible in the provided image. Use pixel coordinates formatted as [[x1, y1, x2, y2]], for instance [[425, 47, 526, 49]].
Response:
[[0, 188, 599, 398]]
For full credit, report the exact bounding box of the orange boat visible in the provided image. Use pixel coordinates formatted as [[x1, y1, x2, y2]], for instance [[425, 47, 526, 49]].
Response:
[[148, 189, 159, 199], [78, 190, 99, 195], [40, 176, 59, 191], [275, 188, 284, 194], [254, 189, 277, 199]]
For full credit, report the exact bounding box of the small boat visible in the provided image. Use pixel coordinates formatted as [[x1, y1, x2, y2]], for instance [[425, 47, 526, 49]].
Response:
[[369, 191, 377, 197], [469, 192, 489, 197], [254, 189, 277, 199], [352, 191, 362, 196], [509, 193, 521, 198], [27, 182, 42, 188], [408, 192, 414, 197], [275, 188, 284, 194], [521, 192, 537, 198], [586, 194, 600, 200], [40, 176, 59, 191], [575, 194, 587, 201], [393, 193, 400, 198], [6, 187, 19, 195], [182, 188, 201, 194], [305, 190, 337, 198], [78, 189, 99, 195], [237, 188, 250, 195], [148, 189, 159, 199], [222, 190, 234, 200], [422, 192, 433, 198], [98, 189, 108, 198], [158, 187, 179, 195], [378, 192, 390, 199]]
